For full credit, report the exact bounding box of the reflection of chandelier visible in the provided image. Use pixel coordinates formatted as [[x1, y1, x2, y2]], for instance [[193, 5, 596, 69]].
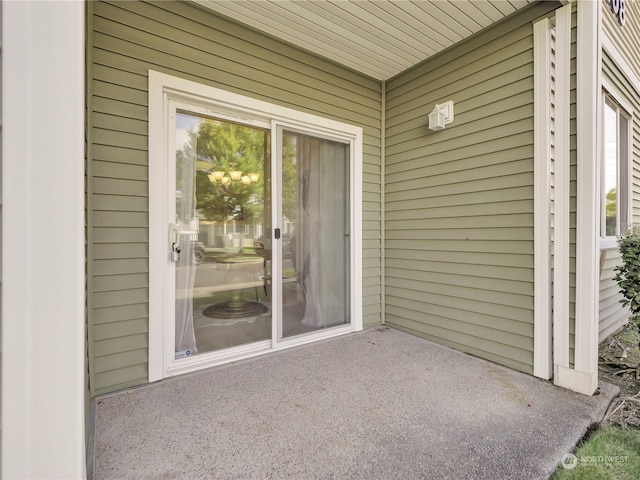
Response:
[[207, 170, 260, 185]]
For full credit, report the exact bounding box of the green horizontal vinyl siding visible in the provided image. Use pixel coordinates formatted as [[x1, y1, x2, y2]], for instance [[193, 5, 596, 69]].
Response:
[[558, 4, 579, 366], [383, 3, 558, 375], [567, 5, 578, 367], [599, 249, 628, 341], [602, 0, 640, 84], [87, 0, 382, 395]]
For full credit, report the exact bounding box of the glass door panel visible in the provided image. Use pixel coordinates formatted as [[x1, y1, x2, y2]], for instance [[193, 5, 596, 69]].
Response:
[[174, 112, 271, 358], [280, 130, 351, 339]]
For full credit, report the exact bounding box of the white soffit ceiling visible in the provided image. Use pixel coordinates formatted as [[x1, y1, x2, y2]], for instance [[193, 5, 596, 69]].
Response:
[[194, 0, 535, 80]]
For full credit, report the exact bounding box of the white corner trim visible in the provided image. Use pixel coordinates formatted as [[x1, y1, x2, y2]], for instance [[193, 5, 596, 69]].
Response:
[[572, 0, 601, 380], [533, 17, 553, 379], [553, 4, 572, 373], [2, 1, 86, 478], [148, 71, 167, 383], [554, 365, 599, 396], [353, 129, 364, 333]]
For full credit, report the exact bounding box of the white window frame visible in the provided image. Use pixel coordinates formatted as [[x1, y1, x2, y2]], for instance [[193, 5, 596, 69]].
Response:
[[600, 81, 632, 250], [148, 70, 363, 381]]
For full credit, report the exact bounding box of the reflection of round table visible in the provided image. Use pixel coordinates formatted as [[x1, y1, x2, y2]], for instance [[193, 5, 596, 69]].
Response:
[[202, 261, 268, 319], [203, 298, 267, 318]]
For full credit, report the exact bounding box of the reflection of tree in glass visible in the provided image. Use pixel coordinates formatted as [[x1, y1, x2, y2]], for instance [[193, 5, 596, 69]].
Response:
[[178, 119, 267, 221], [606, 188, 617, 217], [606, 187, 617, 235], [282, 135, 297, 223]]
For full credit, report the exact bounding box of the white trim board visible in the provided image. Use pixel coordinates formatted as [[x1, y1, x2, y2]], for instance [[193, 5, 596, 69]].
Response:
[[555, 0, 600, 396], [553, 4, 572, 374], [533, 4, 572, 381], [533, 16, 553, 380], [2, 1, 87, 477]]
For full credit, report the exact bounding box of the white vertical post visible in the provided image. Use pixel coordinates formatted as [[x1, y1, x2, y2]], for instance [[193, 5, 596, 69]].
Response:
[[574, 0, 601, 387], [555, 0, 601, 395], [553, 5, 572, 374], [2, 1, 86, 477], [533, 17, 553, 379]]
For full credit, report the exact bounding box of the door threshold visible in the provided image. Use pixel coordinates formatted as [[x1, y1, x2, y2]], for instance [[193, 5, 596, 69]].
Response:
[[165, 324, 356, 378], [166, 340, 272, 377]]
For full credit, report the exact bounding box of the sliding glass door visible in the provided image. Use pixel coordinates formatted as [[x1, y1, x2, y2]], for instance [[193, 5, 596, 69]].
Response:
[[171, 116, 352, 359], [279, 129, 351, 340], [149, 72, 362, 379]]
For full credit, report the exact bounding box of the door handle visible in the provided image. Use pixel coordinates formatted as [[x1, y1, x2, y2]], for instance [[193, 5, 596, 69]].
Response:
[[169, 223, 181, 249], [169, 223, 181, 262]]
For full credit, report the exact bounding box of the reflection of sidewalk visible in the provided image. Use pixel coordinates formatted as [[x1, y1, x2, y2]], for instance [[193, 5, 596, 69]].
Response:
[[204, 250, 263, 264], [181, 261, 265, 300]]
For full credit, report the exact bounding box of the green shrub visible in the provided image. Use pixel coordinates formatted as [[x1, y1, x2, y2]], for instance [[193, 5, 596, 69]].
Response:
[[614, 227, 640, 329]]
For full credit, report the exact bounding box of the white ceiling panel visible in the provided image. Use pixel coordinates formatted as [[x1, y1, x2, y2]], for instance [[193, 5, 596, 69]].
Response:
[[194, 0, 536, 80]]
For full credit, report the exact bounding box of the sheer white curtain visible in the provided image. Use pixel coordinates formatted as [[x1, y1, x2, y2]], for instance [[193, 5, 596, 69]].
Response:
[[299, 136, 349, 328], [175, 131, 198, 354]]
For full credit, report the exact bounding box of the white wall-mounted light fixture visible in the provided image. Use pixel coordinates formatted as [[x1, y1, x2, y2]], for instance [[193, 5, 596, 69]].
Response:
[[428, 100, 454, 131]]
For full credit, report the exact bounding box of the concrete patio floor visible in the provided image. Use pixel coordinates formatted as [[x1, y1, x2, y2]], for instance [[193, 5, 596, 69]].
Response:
[[91, 327, 618, 479]]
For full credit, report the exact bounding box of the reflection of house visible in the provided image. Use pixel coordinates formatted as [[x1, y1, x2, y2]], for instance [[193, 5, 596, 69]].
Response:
[[198, 219, 260, 250], [3, 0, 640, 476]]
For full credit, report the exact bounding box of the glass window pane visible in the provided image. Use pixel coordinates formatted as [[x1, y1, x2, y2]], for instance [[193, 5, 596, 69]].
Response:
[[174, 112, 271, 358], [281, 131, 350, 338], [619, 113, 629, 232], [604, 100, 618, 236]]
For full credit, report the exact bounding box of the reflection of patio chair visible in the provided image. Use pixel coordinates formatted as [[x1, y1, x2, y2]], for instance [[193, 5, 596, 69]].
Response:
[[254, 241, 272, 296], [262, 260, 272, 296], [254, 241, 267, 257]]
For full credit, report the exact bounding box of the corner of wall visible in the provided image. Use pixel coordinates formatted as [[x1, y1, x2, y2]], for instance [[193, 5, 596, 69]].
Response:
[[380, 80, 386, 326]]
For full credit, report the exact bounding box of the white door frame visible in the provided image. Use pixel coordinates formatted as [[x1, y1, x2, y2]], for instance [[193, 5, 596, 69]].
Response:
[[148, 71, 363, 381]]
